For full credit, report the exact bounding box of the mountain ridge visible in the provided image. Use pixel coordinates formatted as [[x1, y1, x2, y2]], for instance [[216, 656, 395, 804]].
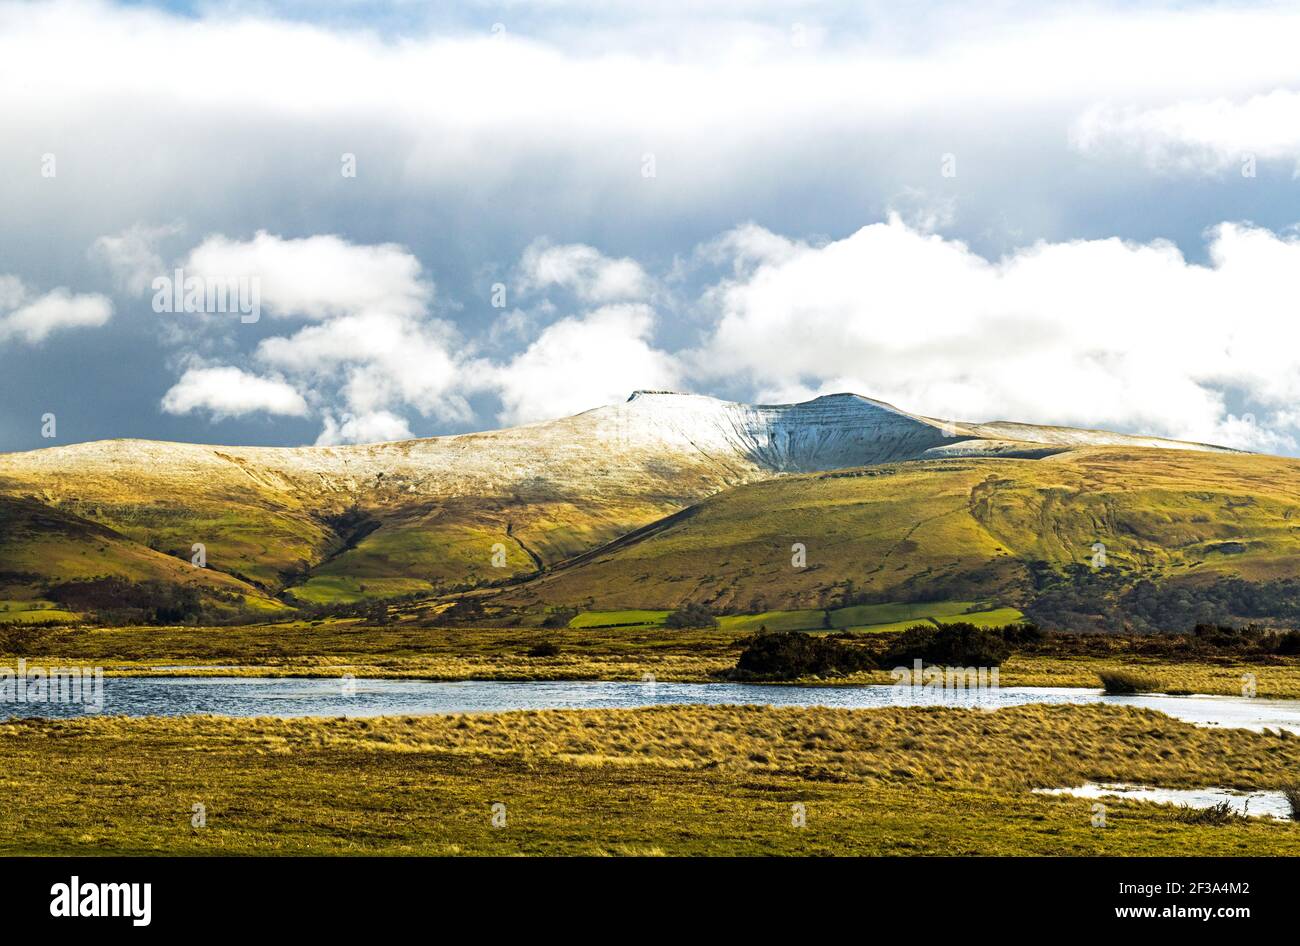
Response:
[[0, 389, 1242, 464], [0, 391, 1265, 620]]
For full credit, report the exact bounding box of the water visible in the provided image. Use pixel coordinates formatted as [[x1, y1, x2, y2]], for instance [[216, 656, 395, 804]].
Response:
[[1034, 783, 1295, 820], [5, 677, 1300, 732]]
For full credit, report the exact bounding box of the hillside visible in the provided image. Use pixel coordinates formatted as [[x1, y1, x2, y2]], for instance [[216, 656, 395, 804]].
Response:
[[498, 446, 1300, 629], [0, 391, 1251, 617], [0, 495, 286, 621]]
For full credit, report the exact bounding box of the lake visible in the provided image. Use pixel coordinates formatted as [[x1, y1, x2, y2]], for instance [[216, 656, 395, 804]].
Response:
[[5, 676, 1300, 733]]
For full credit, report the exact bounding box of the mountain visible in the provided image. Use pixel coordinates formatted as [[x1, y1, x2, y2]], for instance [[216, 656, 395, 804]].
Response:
[[0, 390, 1262, 623], [499, 445, 1300, 626]]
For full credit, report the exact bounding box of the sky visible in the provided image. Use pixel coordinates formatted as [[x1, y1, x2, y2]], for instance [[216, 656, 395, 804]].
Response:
[[2, 0, 1300, 453]]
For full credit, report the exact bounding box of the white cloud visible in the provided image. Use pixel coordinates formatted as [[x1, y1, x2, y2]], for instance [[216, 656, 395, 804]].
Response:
[[12, 0, 1300, 250], [315, 410, 414, 446], [145, 217, 1300, 452], [690, 217, 1300, 450], [157, 232, 672, 439], [518, 240, 650, 303], [0, 282, 112, 344], [90, 221, 183, 295], [1071, 91, 1300, 174], [155, 232, 473, 439], [256, 310, 474, 424], [183, 231, 431, 320], [0, 276, 25, 310], [160, 366, 309, 419], [496, 304, 680, 425]]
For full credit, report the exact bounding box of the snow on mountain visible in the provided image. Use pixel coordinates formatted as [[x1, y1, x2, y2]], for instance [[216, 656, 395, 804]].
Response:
[[0, 390, 1236, 509]]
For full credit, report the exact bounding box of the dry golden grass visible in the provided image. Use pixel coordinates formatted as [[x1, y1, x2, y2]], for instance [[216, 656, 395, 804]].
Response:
[[5, 703, 1300, 855], [8, 702, 1298, 791]]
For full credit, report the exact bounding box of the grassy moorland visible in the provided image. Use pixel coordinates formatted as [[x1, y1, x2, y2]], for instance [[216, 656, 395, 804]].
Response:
[[2, 703, 1298, 855]]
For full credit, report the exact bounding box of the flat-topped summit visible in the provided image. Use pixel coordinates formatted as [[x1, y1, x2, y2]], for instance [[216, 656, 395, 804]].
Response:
[[2, 389, 1236, 477]]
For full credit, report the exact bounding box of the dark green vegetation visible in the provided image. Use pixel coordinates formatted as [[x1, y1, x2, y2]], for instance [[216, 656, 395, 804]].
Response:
[[1026, 571, 1300, 633], [729, 622, 1037, 682], [664, 603, 719, 629], [4, 703, 1300, 855], [881, 622, 1023, 668], [730, 631, 876, 680]]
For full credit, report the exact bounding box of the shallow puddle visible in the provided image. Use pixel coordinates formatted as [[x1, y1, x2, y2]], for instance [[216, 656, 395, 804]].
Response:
[[1034, 782, 1295, 820]]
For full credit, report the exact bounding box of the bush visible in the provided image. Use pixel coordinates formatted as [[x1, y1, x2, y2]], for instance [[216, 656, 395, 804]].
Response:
[[664, 603, 718, 629], [882, 622, 1011, 668], [1276, 631, 1300, 656], [527, 641, 562, 658], [731, 631, 875, 681], [997, 622, 1045, 647], [1097, 669, 1162, 694]]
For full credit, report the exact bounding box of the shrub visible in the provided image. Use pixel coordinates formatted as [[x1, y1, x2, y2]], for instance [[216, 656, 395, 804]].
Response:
[[997, 622, 1044, 646], [882, 622, 1011, 668], [1098, 669, 1162, 694], [1174, 801, 1240, 825], [664, 603, 718, 629], [731, 631, 875, 681], [1276, 631, 1300, 656], [527, 641, 562, 658]]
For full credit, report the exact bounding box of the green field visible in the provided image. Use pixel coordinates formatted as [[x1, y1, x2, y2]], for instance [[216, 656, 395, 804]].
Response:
[[566, 601, 1024, 634], [0, 600, 82, 624]]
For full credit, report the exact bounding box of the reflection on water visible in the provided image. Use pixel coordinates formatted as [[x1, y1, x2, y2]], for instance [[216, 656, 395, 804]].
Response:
[[4, 676, 1300, 732], [1034, 782, 1294, 820]]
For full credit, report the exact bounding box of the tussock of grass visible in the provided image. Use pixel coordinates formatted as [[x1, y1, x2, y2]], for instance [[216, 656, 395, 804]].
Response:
[[5, 702, 1297, 791], [1282, 785, 1300, 821], [1098, 670, 1163, 694], [1174, 801, 1242, 826]]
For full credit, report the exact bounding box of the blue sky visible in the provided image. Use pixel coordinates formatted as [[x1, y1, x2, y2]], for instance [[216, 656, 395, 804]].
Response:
[[2, 0, 1300, 453]]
